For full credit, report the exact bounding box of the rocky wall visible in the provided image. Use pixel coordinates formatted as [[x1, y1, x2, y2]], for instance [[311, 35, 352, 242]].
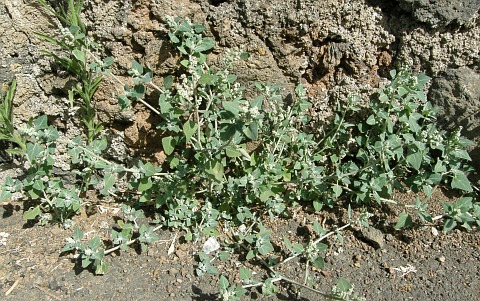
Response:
[[1, 0, 479, 176]]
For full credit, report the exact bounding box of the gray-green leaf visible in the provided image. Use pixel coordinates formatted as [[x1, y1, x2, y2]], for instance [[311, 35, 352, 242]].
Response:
[[451, 170, 473, 192]]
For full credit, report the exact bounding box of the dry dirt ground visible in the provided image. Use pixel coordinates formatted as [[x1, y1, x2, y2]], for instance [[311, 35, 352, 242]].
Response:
[[1, 187, 479, 301]]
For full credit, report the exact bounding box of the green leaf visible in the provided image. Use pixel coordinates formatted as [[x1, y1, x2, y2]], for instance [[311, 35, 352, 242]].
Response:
[[443, 218, 457, 233], [34, 115, 48, 130], [243, 122, 258, 140], [313, 200, 323, 212], [168, 32, 180, 43], [332, 184, 342, 198], [422, 185, 434, 198], [451, 170, 473, 192], [81, 257, 92, 268], [246, 250, 255, 260], [198, 74, 218, 85], [451, 150, 471, 161], [206, 264, 218, 275], [416, 73, 431, 87], [140, 162, 158, 177], [434, 160, 447, 173], [223, 101, 241, 116], [131, 60, 144, 75], [72, 49, 86, 64], [183, 120, 197, 143], [406, 151, 422, 170], [194, 37, 215, 53], [417, 211, 433, 223], [366, 114, 376, 125], [225, 146, 242, 158], [316, 242, 328, 252], [283, 237, 293, 252], [205, 160, 224, 182], [163, 75, 173, 89], [456, 197, 473, 212], [138, 177, 153, 192], [192, 23, 206, 33], [95, 261, 109, 275], [312, 256, 325, 269], [26, 142, 43, 161], [226, 74, 237, 84], [292, 243, 304, 254], [118, 95, 131, 109], [257, 239, 274, 256], [408, 115, 421, 132], [24, 206, 41, 220], [239, 266, 252, 281], [313, 220, 325, 236], [337, 278, 353, 293], [219, 275, 229, 289], [100, 173, 115, 196], [0, 189, 12, 201], [394, 212, 413, 230], [251, 96, 263, 110], [177, 21, 192, 32], [73, 226, 84, 241], [162, 136, 176, 156], [262, 278, 278, 295]]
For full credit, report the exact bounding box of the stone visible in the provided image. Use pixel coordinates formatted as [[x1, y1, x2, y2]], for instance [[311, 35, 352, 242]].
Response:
[[397, 0, 480, 28], [360, 227, 385, 249], [428, 67, 480, 174]]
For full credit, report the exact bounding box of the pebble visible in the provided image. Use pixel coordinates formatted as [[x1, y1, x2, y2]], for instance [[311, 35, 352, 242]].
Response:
[[437, 256, 446, 263], [175, 249, 186, 259], [49, 279, 60, 291], [361, 227, 385, 249]]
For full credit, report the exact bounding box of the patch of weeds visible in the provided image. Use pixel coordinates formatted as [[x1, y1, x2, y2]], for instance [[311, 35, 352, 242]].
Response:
[[37, 0, 112, 144], [1, 4, 478, 300]]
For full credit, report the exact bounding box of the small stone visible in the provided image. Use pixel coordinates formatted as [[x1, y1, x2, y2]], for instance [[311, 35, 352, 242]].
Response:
[[437, 256, 446, 263], [175, 249, 186, 259], [360, 227, 385, 249], [202, 237, 220, 254], [49, 279, 60, 291]]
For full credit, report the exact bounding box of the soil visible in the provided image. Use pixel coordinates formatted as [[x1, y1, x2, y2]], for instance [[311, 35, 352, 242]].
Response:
[[1, 188, 479, 301]]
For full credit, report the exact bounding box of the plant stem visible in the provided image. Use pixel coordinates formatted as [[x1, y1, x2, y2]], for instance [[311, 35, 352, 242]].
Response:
[[86, 50, 164, 117], [279, 223, 351, 266]]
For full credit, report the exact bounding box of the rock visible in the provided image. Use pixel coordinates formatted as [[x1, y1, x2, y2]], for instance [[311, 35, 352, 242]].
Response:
[[397, 0, 480, 28], [48, 279, 60, 291], [428, 67, 480, 174], [360, 227, 385, 249]]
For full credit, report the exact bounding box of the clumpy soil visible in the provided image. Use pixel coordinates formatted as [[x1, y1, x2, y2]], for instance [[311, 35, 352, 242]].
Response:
[[1, 188, 479, 301]]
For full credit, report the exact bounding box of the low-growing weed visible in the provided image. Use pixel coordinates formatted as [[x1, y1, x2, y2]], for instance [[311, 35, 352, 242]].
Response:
[[0, 2, 478, 299]]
